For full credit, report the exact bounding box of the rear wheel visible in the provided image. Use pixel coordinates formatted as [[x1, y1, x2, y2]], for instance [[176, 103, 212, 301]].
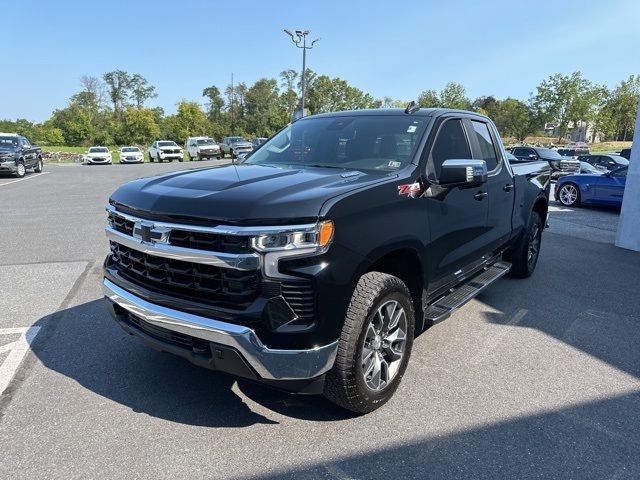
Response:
[[34, 158, 43, 173], [323, 272, 414, 414], [557, 183, 580, 207], [505, 211, 543, 278]]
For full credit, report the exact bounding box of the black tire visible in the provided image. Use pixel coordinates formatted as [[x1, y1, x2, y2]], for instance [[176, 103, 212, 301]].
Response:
[[15, 160, 26, 178], [216, 155, 221, 160], [230, 149, 234, 160], [34, 158, 43, 173], [556, 183, 580, 207], [323, 272, 415, 414], [149, 153, 154, 163], [505, 211, 543, 278], [188, 153, 193, 161]]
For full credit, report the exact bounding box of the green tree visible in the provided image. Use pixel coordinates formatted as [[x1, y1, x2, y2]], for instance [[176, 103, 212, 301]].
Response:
[[103, 70, 132, 114], [531, 72, 593, 141], [244, 78, 284, 137], [118, 108, 160, 144], [493, 98, 536, 141], [439, 82, 471, 109], [417, 89, 440, 107], [50, 105, 94, 146], [306, 75, 381, 113], [606, 75, 640, 140], [129, 74, 157, 108], [161, 101, 209, 144]]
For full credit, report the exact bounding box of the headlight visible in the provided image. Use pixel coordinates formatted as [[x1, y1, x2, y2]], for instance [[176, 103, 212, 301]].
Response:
[[251, 220, 334, 253]]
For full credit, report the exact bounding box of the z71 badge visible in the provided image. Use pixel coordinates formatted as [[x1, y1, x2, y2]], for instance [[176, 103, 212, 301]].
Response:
[[398, 182, 423, 198]]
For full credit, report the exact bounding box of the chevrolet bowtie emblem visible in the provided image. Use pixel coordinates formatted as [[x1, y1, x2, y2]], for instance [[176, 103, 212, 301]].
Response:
[[133, 221, 170, 244]]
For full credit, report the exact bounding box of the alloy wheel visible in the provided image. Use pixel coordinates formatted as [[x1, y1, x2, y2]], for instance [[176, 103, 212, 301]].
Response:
[[559, 185, 577, 205], [361, 299, 407, 391]]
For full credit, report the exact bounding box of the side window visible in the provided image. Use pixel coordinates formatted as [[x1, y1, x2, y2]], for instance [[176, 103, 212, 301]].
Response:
[[429, 119, 472, 179], [20, 137, 31, 148], [469, 121, 498, 171]]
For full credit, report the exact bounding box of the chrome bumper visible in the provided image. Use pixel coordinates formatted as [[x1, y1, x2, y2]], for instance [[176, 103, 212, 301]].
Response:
[[102, 278, 338, 380]]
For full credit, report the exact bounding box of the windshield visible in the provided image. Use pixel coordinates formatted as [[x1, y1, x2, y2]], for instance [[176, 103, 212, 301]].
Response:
[[159, 141, 178, 147], [121, 147, 140, 152], [538, 148, 563, 159], [227, 137, 247, 143], [0, 136, 19, 149], [243, 115, 427, 173], [88, 147, 109, 153], [196, 139, 215, 145], [608, 155, 629, 165]]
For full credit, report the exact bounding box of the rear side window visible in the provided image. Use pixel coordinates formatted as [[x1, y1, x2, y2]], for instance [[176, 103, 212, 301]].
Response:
[[469, 121, 498, 171], [429, 119, 471, 178]]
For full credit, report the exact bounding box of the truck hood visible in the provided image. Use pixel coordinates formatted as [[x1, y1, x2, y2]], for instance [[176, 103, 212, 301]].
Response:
[[109, 164, 391, 224]]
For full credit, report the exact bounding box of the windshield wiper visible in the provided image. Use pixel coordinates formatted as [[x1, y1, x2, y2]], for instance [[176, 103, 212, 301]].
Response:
[[303, 163, 347, 170]]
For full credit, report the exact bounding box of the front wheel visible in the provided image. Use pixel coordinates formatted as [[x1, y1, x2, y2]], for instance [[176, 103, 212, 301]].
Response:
[[15, 161, 26, 178], [557, 183, 580, 207], [505, 211, 543, 278], [323, 272, 414, 414], [34, 158, 43, 173]]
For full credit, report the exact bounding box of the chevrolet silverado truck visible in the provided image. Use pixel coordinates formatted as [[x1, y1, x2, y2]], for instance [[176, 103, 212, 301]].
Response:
[[0, 133, 43, 178], [219, 136, 253, 159], [148, 140, 183, 162], [103, 107, 551, 413]]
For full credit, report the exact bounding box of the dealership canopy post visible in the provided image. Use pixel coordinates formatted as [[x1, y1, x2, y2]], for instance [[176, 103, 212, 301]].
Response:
[[615, 96, 640, 251]]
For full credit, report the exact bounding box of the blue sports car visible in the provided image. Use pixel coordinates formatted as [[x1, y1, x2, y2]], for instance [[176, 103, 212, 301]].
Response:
[[555, 166, 627, 207]]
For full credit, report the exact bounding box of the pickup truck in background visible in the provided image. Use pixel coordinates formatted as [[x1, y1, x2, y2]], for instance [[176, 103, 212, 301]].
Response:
[[511, 146, 580, 178], [0, 133, 43, 178], [185, 137, 222, 161], [103, 107, 550, 413], [219, 136, 253, 159], [148, 140, 183, 163]]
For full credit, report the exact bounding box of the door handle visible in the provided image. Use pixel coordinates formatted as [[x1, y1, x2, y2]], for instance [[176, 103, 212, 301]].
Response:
[[474, 191, 488, 201], [503, 184, 514, 192]]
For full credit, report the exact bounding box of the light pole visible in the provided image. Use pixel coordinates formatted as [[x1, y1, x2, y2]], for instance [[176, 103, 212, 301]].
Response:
[[284, 29, 320, 117]]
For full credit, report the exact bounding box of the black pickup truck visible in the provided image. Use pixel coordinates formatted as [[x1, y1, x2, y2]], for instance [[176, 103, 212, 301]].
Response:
[[0, 133, 43, 178], [103, 107, 550, 413]]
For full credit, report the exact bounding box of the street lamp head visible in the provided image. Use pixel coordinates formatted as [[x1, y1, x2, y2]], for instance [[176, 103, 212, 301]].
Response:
[[295, 30, 303, 36], [283, 29, 293, 37], [311, 38, 321, 46]]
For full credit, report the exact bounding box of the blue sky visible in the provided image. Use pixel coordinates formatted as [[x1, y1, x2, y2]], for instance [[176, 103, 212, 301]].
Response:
[[2, 0, 639, 121]]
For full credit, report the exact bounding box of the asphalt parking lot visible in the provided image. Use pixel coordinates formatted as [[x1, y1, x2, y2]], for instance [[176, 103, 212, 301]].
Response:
[[1, 163, 639, 479]]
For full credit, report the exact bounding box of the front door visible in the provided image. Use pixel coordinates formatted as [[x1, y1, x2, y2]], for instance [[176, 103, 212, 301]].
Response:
[[424, 117, 490, 284]]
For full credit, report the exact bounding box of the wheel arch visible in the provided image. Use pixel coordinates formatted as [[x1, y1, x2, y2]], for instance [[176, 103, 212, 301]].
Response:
[[359, 246, 426, 334]]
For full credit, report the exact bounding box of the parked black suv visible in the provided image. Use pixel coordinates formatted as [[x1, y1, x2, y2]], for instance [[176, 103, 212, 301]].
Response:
[[103, 108, 550, 413], [0, 133, 43, 178], [578, 154, 629, 172]]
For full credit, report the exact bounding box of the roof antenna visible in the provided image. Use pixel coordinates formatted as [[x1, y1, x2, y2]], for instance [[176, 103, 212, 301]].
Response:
[[405, 101, 420, 114]]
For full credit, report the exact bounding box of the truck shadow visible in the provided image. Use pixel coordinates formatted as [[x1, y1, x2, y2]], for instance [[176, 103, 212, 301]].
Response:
[[243, 391, 640, 479], [29, 299, 355, 427]]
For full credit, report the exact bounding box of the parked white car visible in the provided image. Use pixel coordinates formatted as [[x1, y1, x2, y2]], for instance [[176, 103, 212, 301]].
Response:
[[119, 146, 144, 164], [185, 137, 222, 161], [148, 141, 183, 162], [85, 146, 112, 165]]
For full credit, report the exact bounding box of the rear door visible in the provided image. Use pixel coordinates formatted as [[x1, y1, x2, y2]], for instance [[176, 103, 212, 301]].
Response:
[[424, 117, 490, 283], [465, 119, 515, 252]]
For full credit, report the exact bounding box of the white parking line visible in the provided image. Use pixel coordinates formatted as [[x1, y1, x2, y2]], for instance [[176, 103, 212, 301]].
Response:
[[0, 171, 50, 187], [0, 326, 41, 395]]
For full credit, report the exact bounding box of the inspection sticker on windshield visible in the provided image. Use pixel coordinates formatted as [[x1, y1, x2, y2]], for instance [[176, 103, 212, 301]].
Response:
[[407, 125, 417, 133], [388, 161, 401, 168]]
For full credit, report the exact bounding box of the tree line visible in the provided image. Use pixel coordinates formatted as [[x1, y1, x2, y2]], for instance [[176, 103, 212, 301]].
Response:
[[1, 69, 638, 147]]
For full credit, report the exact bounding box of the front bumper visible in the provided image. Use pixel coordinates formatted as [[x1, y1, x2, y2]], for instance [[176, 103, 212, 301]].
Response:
[[0, 160, 18, 172], [87, 158, 112, 164], [159, 151, 182, 159], [103, 278, 338, 385]]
